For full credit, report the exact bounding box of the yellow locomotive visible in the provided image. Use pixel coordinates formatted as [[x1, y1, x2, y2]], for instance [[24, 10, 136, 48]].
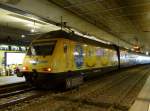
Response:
[[20, 30, 150, 88], [21, 30, 119, 88]]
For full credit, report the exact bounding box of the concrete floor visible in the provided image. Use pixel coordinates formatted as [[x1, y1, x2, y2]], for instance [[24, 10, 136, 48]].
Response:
[[129, 76, 150, 111], [0, 75, 25, 86]]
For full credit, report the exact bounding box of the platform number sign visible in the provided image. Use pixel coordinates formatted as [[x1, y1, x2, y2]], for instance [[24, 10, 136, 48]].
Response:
[[74, 44, 83, 68]]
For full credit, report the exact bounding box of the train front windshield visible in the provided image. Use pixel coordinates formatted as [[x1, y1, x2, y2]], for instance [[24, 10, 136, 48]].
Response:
[[27, 40, 56, 56]]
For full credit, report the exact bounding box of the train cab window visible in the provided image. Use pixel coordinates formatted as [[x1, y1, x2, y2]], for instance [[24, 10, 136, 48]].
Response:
[[27, 40, 57, 56]]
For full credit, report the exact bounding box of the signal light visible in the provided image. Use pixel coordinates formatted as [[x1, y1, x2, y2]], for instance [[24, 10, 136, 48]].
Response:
[[47, 68, 52, 72], [43, 68, 52, 72], [22, 66, 28, 70]]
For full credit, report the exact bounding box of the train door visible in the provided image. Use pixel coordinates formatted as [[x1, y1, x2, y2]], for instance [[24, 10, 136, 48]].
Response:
[[65, 41, 84, 89], [63, 40, 71, 71]]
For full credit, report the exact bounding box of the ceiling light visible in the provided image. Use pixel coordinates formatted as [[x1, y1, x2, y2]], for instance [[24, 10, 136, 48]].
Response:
[[131, 48, 134, 51], [84, 44, 88, 47], [30, 29, 35, 33], [21, 34, 25, 38]]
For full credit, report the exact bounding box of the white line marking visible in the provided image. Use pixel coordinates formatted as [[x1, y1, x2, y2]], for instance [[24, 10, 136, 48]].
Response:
[[148, 104, 150, 111]]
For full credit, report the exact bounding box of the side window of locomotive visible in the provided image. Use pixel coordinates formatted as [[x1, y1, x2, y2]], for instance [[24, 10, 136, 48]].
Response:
[[64, 44, 67, 53]]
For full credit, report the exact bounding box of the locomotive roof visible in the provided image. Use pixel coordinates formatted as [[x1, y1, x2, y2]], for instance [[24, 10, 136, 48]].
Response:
[[37, 30, 116, 50], [35, 30, 148, 56]]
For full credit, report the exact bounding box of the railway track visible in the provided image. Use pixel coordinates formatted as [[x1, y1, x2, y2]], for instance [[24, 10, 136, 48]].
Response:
[[64, 65, 148, 97], [0, 82, 38, 109], [106, 67, 150, 111], [51, 65, 150, 111], [1, 65, 150, 111], [0, 82, 32, 93], [0, 82, 60, 110]]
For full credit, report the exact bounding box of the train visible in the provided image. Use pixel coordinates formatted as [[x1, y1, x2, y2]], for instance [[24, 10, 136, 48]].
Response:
[[19, 30, 150, 88]]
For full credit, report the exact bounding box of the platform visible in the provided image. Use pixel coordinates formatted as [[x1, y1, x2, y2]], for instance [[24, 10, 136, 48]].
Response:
[[129, 76, 150, 111], [0, 76, 25, 87]]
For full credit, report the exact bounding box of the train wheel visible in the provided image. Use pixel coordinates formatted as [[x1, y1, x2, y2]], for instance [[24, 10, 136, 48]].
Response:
[[66, 75, 83, 89]]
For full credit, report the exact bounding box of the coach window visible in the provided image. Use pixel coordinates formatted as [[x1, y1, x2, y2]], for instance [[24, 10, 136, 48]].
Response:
[[64, 44, 67, 53]]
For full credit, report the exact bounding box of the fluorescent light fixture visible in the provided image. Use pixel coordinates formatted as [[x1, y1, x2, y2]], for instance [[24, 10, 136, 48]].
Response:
[[0, 45, 8, 48], [8, 14, 47, 25], [84, 44, 88, 47], [71, 29, 110, 44], [26, 24, 40, 28]]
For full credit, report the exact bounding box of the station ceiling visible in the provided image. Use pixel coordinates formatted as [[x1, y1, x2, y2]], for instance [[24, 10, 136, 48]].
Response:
[[0, 0, 150, 53], [0, 7, 60, 45], [49, 0, 150, 52]]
